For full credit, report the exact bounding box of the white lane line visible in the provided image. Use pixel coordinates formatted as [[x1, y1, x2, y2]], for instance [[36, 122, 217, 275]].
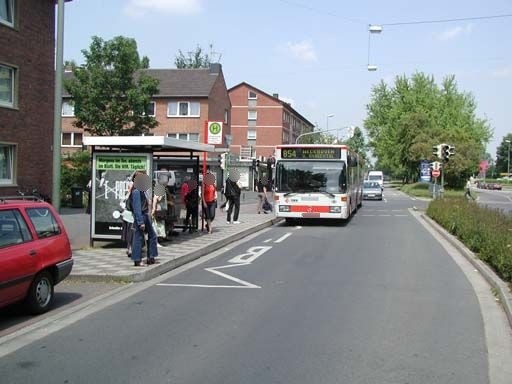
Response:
[[379, 214, 392, 217], [362, 214, 375, 217], [275, 232, 292, 243], [157, 264, 261, 289], [263, 238, 272, 243], [295, 226, 302, 229], [394, 214, 409, 217], [384, 199, 388, 203]]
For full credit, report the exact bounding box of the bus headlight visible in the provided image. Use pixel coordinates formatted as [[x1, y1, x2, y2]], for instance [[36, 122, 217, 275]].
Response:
[[329, 206, 341, 213], [279, 205, 290, 212]]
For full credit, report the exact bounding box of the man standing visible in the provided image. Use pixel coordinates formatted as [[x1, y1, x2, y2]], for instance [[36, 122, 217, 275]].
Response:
[[225, 171, 242, 224], [131, 172, 158, 266]]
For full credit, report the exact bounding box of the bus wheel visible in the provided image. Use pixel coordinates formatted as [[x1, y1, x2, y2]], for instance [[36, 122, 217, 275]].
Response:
[[285, 218, 295, 225]]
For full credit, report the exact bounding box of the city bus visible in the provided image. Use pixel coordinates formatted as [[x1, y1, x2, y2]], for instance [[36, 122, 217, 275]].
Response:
[[273, 144, 364, 222]]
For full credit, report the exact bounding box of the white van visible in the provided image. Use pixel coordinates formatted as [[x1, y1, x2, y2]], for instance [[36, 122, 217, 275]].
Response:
[[367, 171, 384, 189]]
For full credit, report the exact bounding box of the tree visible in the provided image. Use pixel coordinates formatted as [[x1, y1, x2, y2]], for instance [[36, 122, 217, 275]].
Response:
[[364, 73, 492, 186], [174, 45, 211, 69], [496, 134, 512, 174], [61, 151, 91, 204], [298, 130, 337, 144], [65, 36, 159, 136], [345, 126, 368, 161]]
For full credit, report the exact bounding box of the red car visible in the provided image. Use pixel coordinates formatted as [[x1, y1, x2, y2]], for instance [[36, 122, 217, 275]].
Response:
[[0, 199, 73, 314]]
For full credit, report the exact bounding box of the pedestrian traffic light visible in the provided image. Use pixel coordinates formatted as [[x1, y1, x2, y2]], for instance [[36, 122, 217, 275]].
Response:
[[219, 153, 226, 170], [432, 144, 442, 159], [447, 145, 455, 158], [252, 159, 257, 168]]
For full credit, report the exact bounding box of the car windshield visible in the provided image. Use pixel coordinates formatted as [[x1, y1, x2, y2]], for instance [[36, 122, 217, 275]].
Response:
[[276, 161, 347, 194], [364, 181, 380, 189], [368, 175, 382, 181]]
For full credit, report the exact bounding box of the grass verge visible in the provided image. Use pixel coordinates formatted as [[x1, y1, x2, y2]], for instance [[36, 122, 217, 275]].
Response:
[[400, 182, 465, 199], [427, 198, 512, 282]]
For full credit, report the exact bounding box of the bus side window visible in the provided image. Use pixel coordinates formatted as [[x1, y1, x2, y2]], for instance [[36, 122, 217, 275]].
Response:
[[339, 163, 347, 193]]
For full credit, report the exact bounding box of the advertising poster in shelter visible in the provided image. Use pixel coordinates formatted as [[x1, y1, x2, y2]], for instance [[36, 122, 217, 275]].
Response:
[[92, 153, 151, 239]]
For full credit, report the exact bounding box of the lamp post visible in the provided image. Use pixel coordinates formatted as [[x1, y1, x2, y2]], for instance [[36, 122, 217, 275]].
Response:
[[367, 24, 382, 71], [52, 0, 68, 211], [326, 114, 334, 134], [295, 126, 353, 144], [506, 139, 511, 182]]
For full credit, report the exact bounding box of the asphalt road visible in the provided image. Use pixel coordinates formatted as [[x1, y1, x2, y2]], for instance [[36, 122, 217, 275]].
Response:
[[0, 190, 492, 383], [475, 187, 512, 214]]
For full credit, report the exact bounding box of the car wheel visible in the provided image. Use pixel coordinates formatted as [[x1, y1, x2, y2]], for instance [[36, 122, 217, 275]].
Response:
[[25, 271, 54, 315]]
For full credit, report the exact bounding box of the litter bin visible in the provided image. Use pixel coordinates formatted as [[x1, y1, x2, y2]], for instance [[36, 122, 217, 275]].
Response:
[[71, 186, 84, 208]]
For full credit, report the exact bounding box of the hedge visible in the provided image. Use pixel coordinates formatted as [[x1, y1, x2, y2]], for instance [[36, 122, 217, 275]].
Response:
[[427, 198, 512, 282]]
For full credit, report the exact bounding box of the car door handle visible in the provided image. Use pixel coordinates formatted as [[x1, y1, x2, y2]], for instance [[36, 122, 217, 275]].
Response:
[[29, 250, 37, 257]]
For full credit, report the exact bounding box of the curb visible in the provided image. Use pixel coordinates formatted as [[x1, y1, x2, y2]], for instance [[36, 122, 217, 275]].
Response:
[[420, 213, 512, 329], [69, 217, 282, 283]]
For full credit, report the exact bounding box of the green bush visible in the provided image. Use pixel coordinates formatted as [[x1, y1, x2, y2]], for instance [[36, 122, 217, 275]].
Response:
[[61, 151, 91, 205], [427, 198, 512, 281]]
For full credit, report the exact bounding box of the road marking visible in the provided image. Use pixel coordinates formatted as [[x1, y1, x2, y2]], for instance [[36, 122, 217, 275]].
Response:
[[157, 264, 261, 289], [379, 214, 391, 217], [274, 232, 292, 243], [229, 246, 272, 264], [394, 214, 409, 217], [295, 225, 302, 229], [263, 238, 272, 243], [384, 198, 388, 203], [362, 214, 375, 217]]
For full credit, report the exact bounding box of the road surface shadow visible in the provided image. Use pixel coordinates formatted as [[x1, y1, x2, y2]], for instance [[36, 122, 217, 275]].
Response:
[[0, 292, 82, 333]]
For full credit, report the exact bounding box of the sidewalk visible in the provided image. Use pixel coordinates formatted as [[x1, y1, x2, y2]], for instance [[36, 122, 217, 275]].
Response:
[[62, 202, 280, 283]]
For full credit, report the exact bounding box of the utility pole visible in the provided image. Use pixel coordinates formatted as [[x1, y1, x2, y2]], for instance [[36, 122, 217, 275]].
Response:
[[52, 0, 66, 211]]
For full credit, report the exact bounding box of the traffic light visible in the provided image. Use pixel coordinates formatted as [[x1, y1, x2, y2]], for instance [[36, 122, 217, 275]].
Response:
[[432, 144, 442, 159], [256, 159, 260, 167], [441, 144, 451, 161], [448, 145, 455, 158], [252, 159, 257, 168], [219, 153, 226, 170]]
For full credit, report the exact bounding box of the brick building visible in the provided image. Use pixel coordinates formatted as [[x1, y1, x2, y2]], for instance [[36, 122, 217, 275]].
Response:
[[0, 0, 57, 197], [228, 82, 314, 159], [61, 63, 231, 157]]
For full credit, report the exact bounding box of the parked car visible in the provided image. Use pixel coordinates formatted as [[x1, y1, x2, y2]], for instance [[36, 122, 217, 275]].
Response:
[[363, 181, 383, 200], [0, 199, 73, 314], [488, 183, 502, 190]]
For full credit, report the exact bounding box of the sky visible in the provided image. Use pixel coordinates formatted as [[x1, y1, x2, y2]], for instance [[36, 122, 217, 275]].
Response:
[[61, 0, 512, 157]]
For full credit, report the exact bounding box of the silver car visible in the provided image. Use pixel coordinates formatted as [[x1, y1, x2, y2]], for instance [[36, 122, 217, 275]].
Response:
[[363, 181, 383, 200]]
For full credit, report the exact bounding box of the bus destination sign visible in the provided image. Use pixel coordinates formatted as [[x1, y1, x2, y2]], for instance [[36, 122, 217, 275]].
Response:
[[281, 147, 342, 160]]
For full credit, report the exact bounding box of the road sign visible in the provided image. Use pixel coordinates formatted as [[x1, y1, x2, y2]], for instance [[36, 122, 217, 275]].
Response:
[[432, 169, 440, 178], [207, 121, 223, 144]]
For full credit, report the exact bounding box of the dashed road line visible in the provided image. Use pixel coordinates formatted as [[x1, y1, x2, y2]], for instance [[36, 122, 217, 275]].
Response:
[[275, 233, 292, 243]]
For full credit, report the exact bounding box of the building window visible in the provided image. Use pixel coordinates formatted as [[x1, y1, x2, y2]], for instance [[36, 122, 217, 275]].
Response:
[[0, 0, 14, 27], [248, 110, 257, 121], [145, 101, 156, 117], [0, 64, 15, 108], [247, 130, 257, 140], [61, 101, 75, 117], [224, 109, 229, 124], [248, 91, 257, 100], [167, 133, 199, 142], [167, 101, 200, 117], [61, 132, 83, 147], [0, 143, 15, 185]]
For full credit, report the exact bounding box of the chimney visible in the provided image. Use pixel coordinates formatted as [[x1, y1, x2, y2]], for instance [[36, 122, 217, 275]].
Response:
[[273, 93, 279, 99], [209, 63, 222, 74]]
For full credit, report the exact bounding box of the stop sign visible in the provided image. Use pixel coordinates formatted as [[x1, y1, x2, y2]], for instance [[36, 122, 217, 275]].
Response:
[[432, 169, 441, 178]]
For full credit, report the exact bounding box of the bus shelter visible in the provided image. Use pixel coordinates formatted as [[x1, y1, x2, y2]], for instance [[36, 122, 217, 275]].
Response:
[[83, 136, 215, 246]]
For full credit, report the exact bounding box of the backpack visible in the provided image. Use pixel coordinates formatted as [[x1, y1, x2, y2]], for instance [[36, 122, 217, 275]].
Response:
[[125, 192, 133, 211]]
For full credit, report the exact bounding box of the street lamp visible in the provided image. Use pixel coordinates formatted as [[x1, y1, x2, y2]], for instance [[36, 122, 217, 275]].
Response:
[[295, 128, 338, 144], [326, 114, 334, 142], [506, 139, 511, 182], [367, 24, 382, 71]]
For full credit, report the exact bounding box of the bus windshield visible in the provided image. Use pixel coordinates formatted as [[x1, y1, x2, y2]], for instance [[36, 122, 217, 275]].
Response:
[[276, 161, 347, 194]]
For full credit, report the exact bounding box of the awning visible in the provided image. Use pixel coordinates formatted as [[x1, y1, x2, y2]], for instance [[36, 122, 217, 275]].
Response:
[[83, 136, 215, 153]]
